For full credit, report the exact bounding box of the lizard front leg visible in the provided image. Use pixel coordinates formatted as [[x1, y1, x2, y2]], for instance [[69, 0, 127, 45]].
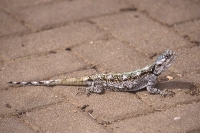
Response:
[[146, 80, 161, 94], [146, 81, 175, 97]]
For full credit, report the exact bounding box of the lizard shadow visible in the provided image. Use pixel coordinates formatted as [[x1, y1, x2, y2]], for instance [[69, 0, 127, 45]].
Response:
[[156, 81, 197, 90], [128, 81, 197, 94]]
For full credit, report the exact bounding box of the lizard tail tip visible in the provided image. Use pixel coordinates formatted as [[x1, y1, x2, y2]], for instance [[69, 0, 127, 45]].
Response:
[[8, 81, 20, 84], [7, 80, 56, 86], [8, 81, 12, 83], [8, 81, 31, 85]]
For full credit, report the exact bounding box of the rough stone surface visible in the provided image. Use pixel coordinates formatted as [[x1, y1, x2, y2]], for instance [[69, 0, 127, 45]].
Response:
[[0, 0, 53, 11], [126, 0, 200, 25], [0, 22, 107, 60], [0, 86, 63, 117], [15, 0, 129, 29], [109, 102, 200, 133], [91, 12, 190, 57], [173, 19, 200, 43], [0, 0, 200, 132], [0, 11, 27, 37], [22, 102, 109, 133], [73, 39, 152, 72], [0, 118, 35, 133], [173, 47, 200, 74]]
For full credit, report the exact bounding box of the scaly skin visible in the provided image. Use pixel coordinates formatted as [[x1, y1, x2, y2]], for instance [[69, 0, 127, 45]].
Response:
[[8, 50, 177, 96]]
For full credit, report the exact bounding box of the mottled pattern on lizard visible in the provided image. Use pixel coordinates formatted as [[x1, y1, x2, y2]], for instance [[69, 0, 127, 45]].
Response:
[[8, 50, 177, 97]]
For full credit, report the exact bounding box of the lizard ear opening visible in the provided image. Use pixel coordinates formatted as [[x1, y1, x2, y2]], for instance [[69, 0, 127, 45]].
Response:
[[152, 63, 164, 76], [151, 65, 156, 75]]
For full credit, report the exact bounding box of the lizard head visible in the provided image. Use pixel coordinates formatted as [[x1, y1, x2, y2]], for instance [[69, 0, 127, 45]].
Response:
[[153, 50, 177, 76]]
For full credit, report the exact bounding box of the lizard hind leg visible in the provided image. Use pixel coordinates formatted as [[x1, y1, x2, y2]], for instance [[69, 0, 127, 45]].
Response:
[[146, 86, 162, 94], [160, 89, 175, 97], [85, 85, 105, 96]]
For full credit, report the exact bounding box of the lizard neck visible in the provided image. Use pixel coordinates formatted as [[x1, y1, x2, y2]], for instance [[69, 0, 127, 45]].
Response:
[[151, 65, 161, 76]]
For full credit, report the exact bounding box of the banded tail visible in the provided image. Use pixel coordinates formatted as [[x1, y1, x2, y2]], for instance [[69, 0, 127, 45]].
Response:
[[8, 77, 90, 86]]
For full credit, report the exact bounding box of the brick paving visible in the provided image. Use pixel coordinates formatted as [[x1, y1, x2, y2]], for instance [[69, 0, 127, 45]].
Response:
[[0, 0, 200, 132]]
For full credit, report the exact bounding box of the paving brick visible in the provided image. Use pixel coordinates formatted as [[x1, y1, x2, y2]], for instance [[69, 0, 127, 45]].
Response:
[[108, 102, 200, 133], [0, 51, 86, 88], [22, 102, 109, 133], [173, 46, 200, 74], [74, 92, 149, 122], [0, 11, 27, 37], [173, 19, 200, 43], [73, 39, 152, 72], [191, 0, 200, 4], [0, 0, 199, 132], [91, 12, 190, 56], [184, 71, 200, 85], [0, 22, 107, 60], [178, 70, 200, 96], [15, 0, 129, 29], [126, 0, 200, 25], [0, 86, 63, 117], [0, 118, 35, 133], [0, 0, 52, 11]]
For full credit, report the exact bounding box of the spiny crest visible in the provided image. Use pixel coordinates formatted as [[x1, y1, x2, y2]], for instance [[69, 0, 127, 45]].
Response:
[[87, 63, 154, 82]]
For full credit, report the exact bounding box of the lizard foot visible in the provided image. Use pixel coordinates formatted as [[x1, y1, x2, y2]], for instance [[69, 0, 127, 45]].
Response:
[[160, 89, 175, 97], [76, 87, 86, 96]]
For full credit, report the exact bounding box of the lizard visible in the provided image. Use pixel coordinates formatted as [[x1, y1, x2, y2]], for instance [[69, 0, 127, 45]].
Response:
[[8, 50, 177, 97]]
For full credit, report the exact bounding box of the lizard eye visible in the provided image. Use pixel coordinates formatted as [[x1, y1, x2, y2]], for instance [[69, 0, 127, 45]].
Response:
[[157, 64, 162, 67], [165, 54, 171, 59]]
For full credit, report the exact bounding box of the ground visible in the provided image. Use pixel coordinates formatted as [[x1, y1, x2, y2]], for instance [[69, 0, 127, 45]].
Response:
[[0, 0, 200, 132]]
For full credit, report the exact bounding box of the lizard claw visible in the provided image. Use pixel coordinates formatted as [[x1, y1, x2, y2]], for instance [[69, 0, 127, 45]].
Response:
[[76, 87, 91, 96], [76, 87, 86, 96], [160, 89, 175, 97]]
